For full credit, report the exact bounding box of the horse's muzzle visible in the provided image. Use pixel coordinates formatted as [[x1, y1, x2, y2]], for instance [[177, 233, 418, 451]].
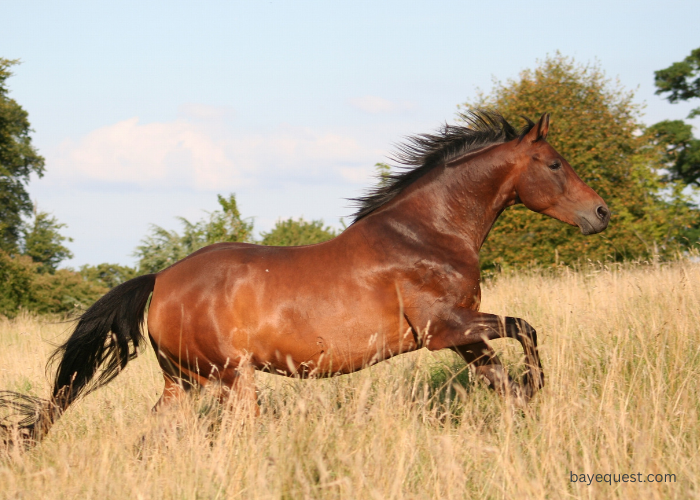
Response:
[[578, 205, 610, 235]]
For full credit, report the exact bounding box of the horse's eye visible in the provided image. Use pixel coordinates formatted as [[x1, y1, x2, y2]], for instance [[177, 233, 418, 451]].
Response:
[[549, 160, 561, 170]]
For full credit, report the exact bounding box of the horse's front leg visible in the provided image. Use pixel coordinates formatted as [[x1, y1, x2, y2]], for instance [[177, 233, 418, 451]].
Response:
[[427, 312, 545, 401]]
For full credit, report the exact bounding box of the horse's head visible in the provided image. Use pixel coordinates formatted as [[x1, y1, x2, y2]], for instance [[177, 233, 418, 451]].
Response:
[[512, 114, 610, 235]]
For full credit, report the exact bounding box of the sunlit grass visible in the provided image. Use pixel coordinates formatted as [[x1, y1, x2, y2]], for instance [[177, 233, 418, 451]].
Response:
[[1, 260, 698, 499]]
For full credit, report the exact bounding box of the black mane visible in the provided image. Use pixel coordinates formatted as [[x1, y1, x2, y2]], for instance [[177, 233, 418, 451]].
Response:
[[351, 109, 534, 222]]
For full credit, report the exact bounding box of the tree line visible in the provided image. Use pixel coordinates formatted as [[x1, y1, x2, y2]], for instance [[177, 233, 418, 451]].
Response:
[[1, 51, 699, 316]]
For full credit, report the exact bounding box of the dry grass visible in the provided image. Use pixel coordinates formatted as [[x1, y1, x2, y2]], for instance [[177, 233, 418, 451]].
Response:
[[1, 260, 699, 499]]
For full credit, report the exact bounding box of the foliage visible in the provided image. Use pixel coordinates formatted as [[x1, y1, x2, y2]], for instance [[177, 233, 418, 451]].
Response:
[[135, 194, 253, 273], [79, 263, 137, 289], [647, 120, 700, 185], [0, 250, 35, 316], [654, 47, 700, 118], [27, 269, 108, 315], [260, 218, 337, 246], [0, 250, 107, 317], [22, 210, 74, 273], [650, 48, 700, 186], [374, 162, 392, 188], [0, 210, 133, 316], [460, 54, 700, 270], [0, 207, 90, 317], [0, 59, 46, 253]]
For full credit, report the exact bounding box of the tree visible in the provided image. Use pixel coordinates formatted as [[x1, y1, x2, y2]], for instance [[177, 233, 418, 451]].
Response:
[[461, 54, 699, 270], [650, 48, 700, 186], [22, 209, 74, 273], [374, 162, 392, 188], [79, 263, 137, 289], [0, 249, 108, 317], [0, 59, 45, 253], [135, 194, 253, 273], [28, 270, 108, 315], [647, 120, 700, 186], [201, 194, 253, 244], [260, 218, 337, 246], [0, 60, 115, 316], [654, 48, 700, 118], [0, 250, 35, 316]]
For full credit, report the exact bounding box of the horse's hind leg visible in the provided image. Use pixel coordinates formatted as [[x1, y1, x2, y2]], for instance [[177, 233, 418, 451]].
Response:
[[152, 375, 197, 412], [215, 359, 259, 417], [149, 337, 203, 412], [450, 342, 521, 397]]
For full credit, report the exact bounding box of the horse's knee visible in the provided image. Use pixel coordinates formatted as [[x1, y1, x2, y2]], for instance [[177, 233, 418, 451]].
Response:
[[451, 343, 502, 366]]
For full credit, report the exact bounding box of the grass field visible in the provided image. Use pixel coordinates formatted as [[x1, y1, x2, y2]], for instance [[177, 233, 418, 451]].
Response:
[[1, 260, 699, 499]]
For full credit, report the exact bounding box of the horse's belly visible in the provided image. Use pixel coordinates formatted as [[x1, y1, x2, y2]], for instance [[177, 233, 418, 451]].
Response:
[[232, 298, 403, 375]]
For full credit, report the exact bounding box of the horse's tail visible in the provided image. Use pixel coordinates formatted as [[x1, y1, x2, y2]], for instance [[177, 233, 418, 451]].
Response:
[[0, 273, 156, 445]]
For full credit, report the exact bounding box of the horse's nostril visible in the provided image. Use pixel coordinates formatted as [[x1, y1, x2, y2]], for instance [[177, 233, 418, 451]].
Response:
[[596, 205, 609, 220]]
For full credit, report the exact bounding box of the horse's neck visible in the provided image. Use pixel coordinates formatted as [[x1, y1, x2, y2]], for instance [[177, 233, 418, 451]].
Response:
[[376, 148, 517, 252], [457, 152, 518, 249]]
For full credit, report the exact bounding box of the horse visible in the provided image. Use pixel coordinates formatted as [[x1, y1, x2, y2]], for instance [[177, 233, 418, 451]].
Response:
[[0, 110, 610, 444]]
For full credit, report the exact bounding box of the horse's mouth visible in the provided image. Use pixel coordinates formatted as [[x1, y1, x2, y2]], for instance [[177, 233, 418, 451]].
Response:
[[578, 216, 609, 235]]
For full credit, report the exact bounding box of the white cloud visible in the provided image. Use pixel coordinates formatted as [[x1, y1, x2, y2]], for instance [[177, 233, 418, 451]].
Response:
[[248, 125, 369, 171], [54, 117, 242, 190], [349, 95, 415, 114], [51, 117, 382, 190], [178, 103, 236, 121], [338, 166, 373, 184]]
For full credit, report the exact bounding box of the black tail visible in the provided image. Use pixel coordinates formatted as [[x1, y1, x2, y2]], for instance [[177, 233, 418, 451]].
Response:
[[1, 273, 156, 445]]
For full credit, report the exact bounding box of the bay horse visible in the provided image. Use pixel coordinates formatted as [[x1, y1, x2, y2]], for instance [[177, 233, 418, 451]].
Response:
[[0, 110, 610, 443]]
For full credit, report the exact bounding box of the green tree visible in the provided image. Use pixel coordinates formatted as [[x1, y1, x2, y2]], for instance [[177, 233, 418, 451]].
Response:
[[461, 54, 699, 270], [647, 120, 700, 185], [202, 194, 253, 244], [260, 218, 337, 246], [0, 207, 89, 316], [28, 270, 108, 315], [0, 250, 107, 317], [0, 60, 112, 316], [650, 48, 700, 186], [22, 209, 74, 273], [0, 59, 46, 253], [374, 162, 392, 188], [79, 263, 137, 289], [135, 193, 253, 273], [654, 47, 700, 118], [0, 250, 35, 316]]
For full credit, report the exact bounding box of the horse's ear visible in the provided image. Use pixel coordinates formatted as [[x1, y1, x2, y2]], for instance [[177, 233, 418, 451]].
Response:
[[524, 113, 550, 143], [537, 113, 550, 141]]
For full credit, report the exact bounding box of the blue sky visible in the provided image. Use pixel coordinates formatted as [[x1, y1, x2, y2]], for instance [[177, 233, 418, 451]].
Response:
[[2, 0, 699, 267]]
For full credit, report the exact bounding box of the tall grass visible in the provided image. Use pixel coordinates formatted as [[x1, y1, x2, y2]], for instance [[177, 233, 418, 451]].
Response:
[[1, 260, 699, 499]]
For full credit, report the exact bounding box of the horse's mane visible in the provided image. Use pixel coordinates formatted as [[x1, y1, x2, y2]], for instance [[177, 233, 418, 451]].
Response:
[[351, 109, 535, 223]]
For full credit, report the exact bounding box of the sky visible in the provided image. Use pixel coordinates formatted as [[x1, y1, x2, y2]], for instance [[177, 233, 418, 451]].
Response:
[[1, 0, 699, 268]]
